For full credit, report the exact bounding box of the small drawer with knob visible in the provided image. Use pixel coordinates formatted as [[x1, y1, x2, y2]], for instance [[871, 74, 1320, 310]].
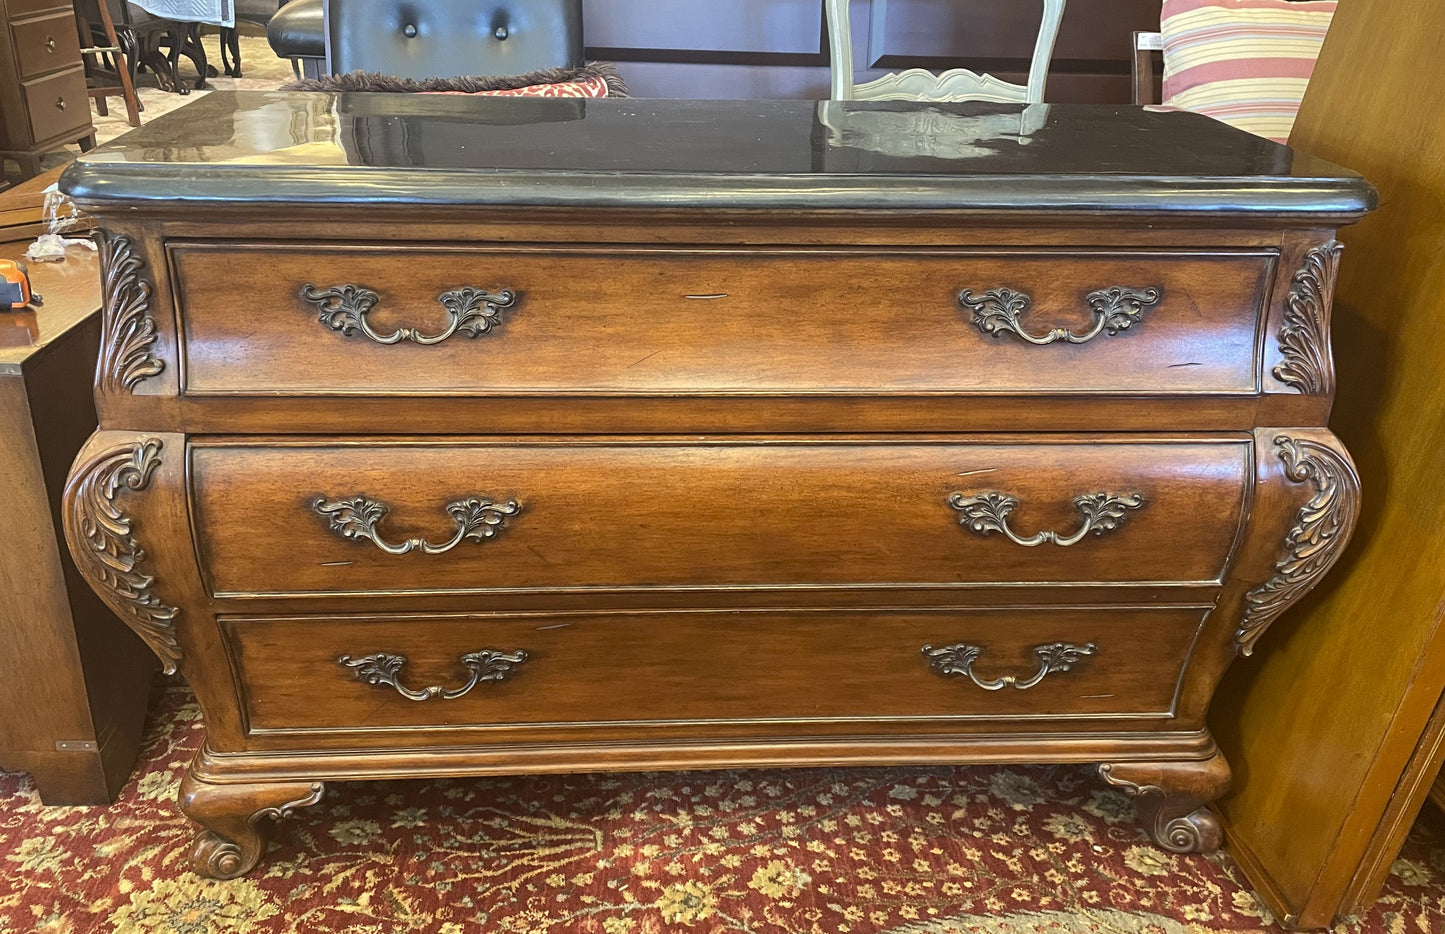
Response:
[[20, 66, 89, 144], [12, 12, 82, 79], [220, 605, 1213, 739]]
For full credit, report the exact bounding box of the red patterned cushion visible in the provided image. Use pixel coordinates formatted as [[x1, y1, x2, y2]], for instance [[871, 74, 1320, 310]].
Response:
[[282, 63, 627, 98], [427, 74, 612, 98]]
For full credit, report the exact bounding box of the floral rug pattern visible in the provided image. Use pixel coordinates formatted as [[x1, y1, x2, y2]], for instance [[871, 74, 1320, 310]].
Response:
[[3, 688, 1445, 933]]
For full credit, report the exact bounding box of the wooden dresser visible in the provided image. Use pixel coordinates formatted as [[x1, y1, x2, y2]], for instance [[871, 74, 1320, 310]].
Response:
[[58, 93, 1373, 879], [0, 0, 94, 180]]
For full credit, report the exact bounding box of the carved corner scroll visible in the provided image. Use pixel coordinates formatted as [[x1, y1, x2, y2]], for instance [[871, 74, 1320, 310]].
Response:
[[1274, 241, 1343, 395], [1236, 435, 1361, 656], [96, 231, 165, 394], [63, 437, 180, 673], [1097, 756, 1230, 854]]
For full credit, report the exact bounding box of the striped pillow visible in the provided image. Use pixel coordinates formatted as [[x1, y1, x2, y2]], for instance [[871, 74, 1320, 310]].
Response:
[[1160, 0, 1336, 143]]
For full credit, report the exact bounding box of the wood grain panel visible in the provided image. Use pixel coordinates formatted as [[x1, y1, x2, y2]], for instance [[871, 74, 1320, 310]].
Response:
[[223, 606, 1211, 734], [190, 438, 1250, 597], [171, 245, 1273, 396], [586, 0, 823, 54], [867, 0, 1162, 65], [1210, 0, 1445, 925], [4, 0, 71, 16]]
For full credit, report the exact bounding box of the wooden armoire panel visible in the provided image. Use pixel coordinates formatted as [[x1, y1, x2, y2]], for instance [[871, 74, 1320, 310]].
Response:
[[581, 0, 1160, 102], [586, 0, 825, 54], [865, 0, 1163, 66]]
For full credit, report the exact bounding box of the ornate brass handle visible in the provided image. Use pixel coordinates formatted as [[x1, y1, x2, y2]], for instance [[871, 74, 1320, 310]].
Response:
[[339, 650, 528, 701], [948, 491, 1144, 547], [300, 283, 516, 345], [960, 286, 1161, 345], [314, 495, 520, 555], [922, 642, 1096, 691]]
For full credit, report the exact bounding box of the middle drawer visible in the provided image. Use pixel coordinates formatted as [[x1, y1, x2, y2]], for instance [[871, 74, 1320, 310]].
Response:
[[190, 437, 1250, 597]]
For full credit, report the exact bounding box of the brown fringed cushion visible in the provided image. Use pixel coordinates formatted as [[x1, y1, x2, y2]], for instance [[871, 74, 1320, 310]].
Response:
[[282, 62, 627, 98]]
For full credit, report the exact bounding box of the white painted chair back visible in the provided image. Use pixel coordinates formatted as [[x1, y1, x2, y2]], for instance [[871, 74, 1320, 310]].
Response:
[[825, 0, 1067, 103]]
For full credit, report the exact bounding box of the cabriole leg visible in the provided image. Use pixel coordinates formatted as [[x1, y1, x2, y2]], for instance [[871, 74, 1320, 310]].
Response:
[[179, 767, 324, 879], [1098, 749, 1232, 853]]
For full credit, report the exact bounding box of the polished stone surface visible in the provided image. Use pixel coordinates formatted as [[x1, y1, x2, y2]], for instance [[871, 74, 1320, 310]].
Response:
[[61, 92, 1375, 215]]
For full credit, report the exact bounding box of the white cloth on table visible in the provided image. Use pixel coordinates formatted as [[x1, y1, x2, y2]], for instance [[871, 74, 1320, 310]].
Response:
[[128, 0, 234, 27]]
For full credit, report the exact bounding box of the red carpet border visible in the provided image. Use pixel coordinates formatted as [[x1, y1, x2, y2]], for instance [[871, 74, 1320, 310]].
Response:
[[3, 688, 1445, 934]]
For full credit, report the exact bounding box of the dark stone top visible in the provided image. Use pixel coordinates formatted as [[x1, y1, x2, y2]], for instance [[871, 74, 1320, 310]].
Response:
[[60, 92, 1375, 218]]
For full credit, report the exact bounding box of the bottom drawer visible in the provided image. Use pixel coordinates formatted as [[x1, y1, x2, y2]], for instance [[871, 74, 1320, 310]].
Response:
[[21, 67, 88, 144], [223, 606, 1211, 736]]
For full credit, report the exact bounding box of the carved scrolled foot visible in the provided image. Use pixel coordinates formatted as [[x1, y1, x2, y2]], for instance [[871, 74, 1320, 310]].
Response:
[[1098, 750, 1231, 854], [179, 768, 324, 879]]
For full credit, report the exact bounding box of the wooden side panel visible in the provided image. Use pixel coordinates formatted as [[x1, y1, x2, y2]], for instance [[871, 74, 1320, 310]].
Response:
[[0, 377, 95, 759], [1210, 0, 1445, 926]]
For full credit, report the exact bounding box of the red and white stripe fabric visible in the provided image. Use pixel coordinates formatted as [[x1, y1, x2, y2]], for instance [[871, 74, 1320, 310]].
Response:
[[1160, 0, 1336, 143]]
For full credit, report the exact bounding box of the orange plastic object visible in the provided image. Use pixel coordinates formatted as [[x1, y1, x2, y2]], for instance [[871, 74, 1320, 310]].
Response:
[[0, 259, 36, 310]]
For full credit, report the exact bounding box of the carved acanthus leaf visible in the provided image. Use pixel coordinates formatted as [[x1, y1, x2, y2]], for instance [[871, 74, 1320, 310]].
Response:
[[64, 438, 180, 672], [1274, 242, 1343, 395], [1236, 435, 1361, 655], [96, 231, 165, 393]]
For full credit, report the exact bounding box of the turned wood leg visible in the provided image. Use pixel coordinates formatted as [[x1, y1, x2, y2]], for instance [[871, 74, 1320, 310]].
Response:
[[1098, 750, 1231, 853], [179, 768, 324, 879]]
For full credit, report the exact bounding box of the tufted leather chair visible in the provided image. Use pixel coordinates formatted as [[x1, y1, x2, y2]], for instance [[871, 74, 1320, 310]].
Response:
[[268, 0, 325, 75], [323, 0, 584, 80]]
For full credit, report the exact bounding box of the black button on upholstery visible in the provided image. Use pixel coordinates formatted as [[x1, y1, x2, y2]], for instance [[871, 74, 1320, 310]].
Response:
[[403, 23, 417, 37], [494, 25, 509, 40]]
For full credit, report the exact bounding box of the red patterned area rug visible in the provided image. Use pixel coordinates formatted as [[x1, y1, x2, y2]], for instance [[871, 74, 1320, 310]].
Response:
[[3, 688, 1444, 934]]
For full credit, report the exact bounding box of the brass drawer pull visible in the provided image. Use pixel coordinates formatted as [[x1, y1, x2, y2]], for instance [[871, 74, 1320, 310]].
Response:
[[340, 649, 529, 701], [960, 286, 1161, 345], [314, 495, 520, 555], [949, 491, 1144, 547], [300, 283, 516, 345], [922, 642, 1096, 691]]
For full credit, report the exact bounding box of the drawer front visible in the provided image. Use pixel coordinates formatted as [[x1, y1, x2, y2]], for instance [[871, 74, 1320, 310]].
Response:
[[191, 438, 1250, 596], [224, 606, 1210, 734], [6, 0, 70, 16], [21, 67, 89, 143], [170, 245, 1273, 396], [13, 13, 82, 80]]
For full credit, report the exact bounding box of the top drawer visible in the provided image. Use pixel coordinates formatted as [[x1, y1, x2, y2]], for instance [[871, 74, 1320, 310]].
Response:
[[169, 243, 1275, 397], [6, 0, 70, 17], [12, 12, 82, 80]]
